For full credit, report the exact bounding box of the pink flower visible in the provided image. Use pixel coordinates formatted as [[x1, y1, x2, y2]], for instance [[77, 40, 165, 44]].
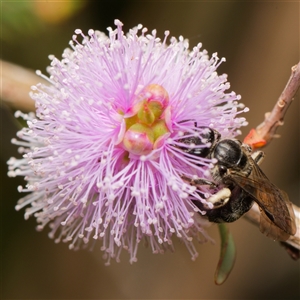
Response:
[[8, 20, 248, 263]]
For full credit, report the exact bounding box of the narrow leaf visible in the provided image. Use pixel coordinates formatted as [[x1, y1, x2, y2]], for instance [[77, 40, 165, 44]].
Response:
[[214, 223, 236, 285]]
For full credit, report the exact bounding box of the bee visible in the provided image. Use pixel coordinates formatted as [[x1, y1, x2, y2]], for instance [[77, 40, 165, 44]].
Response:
[[178, 124, 296, 241]]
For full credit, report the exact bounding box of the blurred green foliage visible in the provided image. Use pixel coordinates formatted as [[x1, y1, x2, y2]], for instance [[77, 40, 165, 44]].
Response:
[[1, 2, 41, 41], [1, 1, 86, 42]]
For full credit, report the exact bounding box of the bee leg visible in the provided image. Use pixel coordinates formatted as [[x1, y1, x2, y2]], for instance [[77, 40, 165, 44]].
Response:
[[205, 187, 231, 208], [192, 187, 231, 213], [251, 150, 265, 165], [205, 186, 254, 223], [181, 175, 217, 188]]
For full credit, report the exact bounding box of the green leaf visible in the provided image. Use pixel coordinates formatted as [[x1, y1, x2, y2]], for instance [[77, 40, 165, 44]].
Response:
[[214, 223, 236, 285]]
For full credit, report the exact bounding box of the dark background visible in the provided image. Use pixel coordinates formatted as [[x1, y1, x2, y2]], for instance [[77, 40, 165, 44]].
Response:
[[1, 1, 299, 299]]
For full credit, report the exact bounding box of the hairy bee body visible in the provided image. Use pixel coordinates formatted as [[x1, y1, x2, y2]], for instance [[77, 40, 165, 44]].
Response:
[[178, 125, 296, 241]]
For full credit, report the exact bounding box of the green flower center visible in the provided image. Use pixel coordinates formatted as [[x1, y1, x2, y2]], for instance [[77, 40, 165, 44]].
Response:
[[122, 84, 170, 155]]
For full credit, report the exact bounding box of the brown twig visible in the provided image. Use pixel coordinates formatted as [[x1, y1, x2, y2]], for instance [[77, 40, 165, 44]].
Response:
[[243, 62, 300, 257], [244, 61, 300, 149]]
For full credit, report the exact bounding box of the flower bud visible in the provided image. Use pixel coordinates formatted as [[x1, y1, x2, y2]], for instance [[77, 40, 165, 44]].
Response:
[[152, 119, 169, 141], [123, 123, 154, 155], [137, 101, 156, 125], [143, 84, 169, 109], [136, 84, 170, 125], [122, 84, 171, 155]]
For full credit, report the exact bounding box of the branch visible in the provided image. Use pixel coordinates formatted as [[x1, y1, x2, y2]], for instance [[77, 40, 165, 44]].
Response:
[[0, 59, 41, 112], [243, 62, 300, 258], [244, 61, 300, 149]]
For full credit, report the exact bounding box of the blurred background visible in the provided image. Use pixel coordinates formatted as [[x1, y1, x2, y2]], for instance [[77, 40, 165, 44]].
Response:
[[1, 1, 299, 299]]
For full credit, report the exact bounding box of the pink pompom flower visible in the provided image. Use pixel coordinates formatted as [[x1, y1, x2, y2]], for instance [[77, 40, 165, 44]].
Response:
[[8, 20, 248, 263]]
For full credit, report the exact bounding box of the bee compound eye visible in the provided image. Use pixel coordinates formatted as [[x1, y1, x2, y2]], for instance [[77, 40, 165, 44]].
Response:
[[219, 165, 227, 176]]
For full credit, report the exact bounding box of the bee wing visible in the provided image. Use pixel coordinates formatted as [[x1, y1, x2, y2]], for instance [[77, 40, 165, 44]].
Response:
[[258, 191, 296, 241], [228, 163, 296, 240]]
